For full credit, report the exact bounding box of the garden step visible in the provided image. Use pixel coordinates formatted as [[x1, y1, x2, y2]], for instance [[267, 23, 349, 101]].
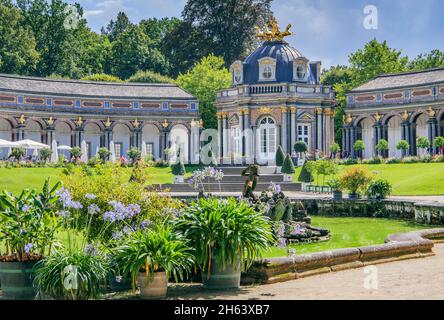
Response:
[[212, 166, 278, 175], [155, 182, 302, 193], [190, 175, 286, 183]]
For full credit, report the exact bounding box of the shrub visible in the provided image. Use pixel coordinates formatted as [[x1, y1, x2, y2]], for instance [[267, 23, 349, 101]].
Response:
[[70, 147, 82, 159], [315, 160, 338, 185], [129, 161, 149, 184], [11, 147, 25, 161], [432, 155, 444, 163], [385, 157, 402, 164], [127, 70, 174, 84], [330, 143, 341, 155], [341, 158, 359, 165], [127, 147, 141, 164], [298, 161, 314, 183], [294, 141, 308, 154], [275, 145, 285, 166], [281, 154, 295, 175], [98, 147, 111, 164], [417, 137, 430, 155], [401, 156, 420, 164], [327, 178, 342, 191], [339, 167, 374, 195], [353, 140, 366, 156], [367, 179, 392, 200], [434, 136, 444, 154], [376, 139, 389, 157], [171, 159, 186, 176], [363, 156, 383, 165], [40, 148, 53, 163], [80, 73, 123, 82], [396, 140, 410, 156], [174, 197, 274, 273]]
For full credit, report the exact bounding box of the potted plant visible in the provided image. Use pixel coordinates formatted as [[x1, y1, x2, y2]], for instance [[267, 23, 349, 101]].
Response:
[[275, 145, 285, 173], [281, 154, 296, 182], [98, 147, 111, 164], [294, 141, 308, 163], [339, 167, 373, 200], [298, 161, 314, 191], [367, 179, 392, 200], [40, 148, 53, 164], [327, 178, 343, 200], [172, 159, 186, 183], [114, 225, 194, 299], [0, 179, 60, 300], [174, 197, 274, 290], [127, 147, 142, 165], [396, 140, 410, 159]]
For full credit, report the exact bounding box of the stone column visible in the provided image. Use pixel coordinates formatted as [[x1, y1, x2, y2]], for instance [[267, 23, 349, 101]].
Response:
[[342, 127, 346, 157], [46, 128, 55, 145], [222, 113, 229, 164], [290, 107, 297, 153], [17, 126, 25, 141], [350, 126, 356, 159], [161, 128, 169, 161], [281, 107, 288, 152], [324, 108, 331, 155], [410, 123, 417, 156], [316, 108, 323, 153], [401, 121, 410, 157], [104, 128, 113, 149], [217, 113, 223, 160], [251, 125, 257, 164], [74, 129, 84, 147], [428, 117, 438, 155], [244, 109, 253, 164]]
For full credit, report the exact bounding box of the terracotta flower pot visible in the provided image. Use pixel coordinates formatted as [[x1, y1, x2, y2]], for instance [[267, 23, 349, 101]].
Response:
[[137, 271, 168, 299]]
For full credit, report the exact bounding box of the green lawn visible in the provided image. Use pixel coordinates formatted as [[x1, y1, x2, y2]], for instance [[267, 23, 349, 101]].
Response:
[[0, 162, 444, 196], [295, 162, 444, 196], [264, 216, 432, 258]]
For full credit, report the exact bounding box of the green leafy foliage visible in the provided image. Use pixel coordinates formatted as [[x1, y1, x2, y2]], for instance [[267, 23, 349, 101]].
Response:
[[11, 147, 25, 161], [40, 148, 53, 163], [376, 139, 389, 156], [396, 140, 410, 154], [34, 250, 110, 300], [353, 140, 366, 153], [127, 70, 174, 83], [417, 137, 430, 152], [97, 147, 111, 164], [176, 55, 231, 129], [330, 143, 341, 155], [80, 73, 122, 82], [294, 141, 308, 154], [281, 154, 295, 175], [339, 167, 374, 195], [275, 145, 285, 166], [127, 147, 141, 164], [114, 224, 194, 289], [367, 179, 392, 200], [174, 197, 274, 273], [70, 147, 82, 159], [0, 178, 61, 261], [171, 159, 186, 176], [298, 161, 314, 183], [433, 137, 444, 154]]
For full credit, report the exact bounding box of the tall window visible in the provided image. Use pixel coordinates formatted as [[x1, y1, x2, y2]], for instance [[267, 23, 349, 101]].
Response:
[[298, 124, 310, 146], [259, 117, 276, 160], [234, 69, 242, 83], [146, 143, 154, 158], [231, 127, 241, 155], [114, 143, 122, 158], [296, 65, 306, 79]]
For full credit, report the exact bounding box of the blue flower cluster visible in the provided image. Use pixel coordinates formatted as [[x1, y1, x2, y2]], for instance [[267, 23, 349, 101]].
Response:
[[24, 243, 34, 254], [103, 201, 141, 222], [56, 188, 83, 210]]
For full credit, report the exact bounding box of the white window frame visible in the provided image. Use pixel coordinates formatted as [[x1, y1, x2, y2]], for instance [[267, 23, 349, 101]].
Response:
[[230, 61, 243, 85], [258, 117, 277, 160], [297, 124, 311, 149], [293, 57, 309, 82], [258, 57, 277, 82]]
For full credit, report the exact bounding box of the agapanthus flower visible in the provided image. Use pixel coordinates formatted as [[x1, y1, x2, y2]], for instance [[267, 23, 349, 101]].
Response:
[[57, 210, 71, 218], [140, 221, 151, 230], [56, 188, 83, 210], [22, 205, 32, 213], [290, 224, 305, 236], [85, 243, 99, 256], [88, 204, 100, 215], [112, 231, 124, 240], [277, 237, 287, 249], [21, 229, 27, 235], [126, 204, 141, 218], [214, 169, 224, 182], [24, 243, 34, 254], [103, 211, 117, 222], [84, 193, 97, 200]]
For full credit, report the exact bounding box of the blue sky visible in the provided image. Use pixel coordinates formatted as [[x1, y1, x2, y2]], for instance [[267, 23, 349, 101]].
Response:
[[72, 0, 444, 69]]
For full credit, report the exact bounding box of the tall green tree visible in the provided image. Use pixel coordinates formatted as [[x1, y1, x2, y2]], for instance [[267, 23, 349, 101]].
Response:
[[109, 25, 170, 79], [409, 50, 444, 70], [0, 1, 39, 75], [101, 11, 132, 42], [176, 55, 231, 129]]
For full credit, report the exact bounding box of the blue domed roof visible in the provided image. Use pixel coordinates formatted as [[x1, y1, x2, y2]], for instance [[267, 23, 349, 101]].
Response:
[[242, 40, 306, 84]]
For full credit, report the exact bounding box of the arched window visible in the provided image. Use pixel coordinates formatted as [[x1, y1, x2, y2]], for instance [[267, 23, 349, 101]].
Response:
[[234, 69, 242, 83], [263, 65, 273, 79], [258, 117, 276, 162], [296, 65, 306, 79]]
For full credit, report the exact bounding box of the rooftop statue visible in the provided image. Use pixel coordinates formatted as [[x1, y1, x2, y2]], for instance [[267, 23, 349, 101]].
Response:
[[255, 17, 293, 42]]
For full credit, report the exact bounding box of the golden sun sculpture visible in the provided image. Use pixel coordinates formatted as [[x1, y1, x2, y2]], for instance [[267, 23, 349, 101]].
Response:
[[255, 17, 293, 42]]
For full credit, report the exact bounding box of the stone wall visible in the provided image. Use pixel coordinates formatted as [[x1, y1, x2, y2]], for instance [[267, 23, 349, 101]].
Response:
[[298, 199, 444, 225]]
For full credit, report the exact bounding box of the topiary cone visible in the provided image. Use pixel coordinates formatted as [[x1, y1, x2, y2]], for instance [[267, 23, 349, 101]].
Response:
[[281, 154, 295, 174]]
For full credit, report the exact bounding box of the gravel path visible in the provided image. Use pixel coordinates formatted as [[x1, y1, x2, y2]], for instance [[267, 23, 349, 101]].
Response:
[[169, 244, 444, 300]]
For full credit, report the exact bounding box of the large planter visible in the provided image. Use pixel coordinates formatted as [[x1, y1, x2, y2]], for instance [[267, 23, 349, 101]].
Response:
[[275, 166, 282, 174], [332, 191, 343, 201], [137, 271, 167, 299], [283, 174, 294, 182], [0, 261, 38, 300], [201, 258, 241, 290]]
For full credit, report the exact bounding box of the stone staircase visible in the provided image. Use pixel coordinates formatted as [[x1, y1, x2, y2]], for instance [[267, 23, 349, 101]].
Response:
[[155, 166, 302, 193]]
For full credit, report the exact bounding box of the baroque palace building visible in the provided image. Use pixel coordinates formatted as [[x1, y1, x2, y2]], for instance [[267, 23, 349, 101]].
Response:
[[0, 74, 200, 163], [215, 18, 336, 165], [344, 68, 444, 159]]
